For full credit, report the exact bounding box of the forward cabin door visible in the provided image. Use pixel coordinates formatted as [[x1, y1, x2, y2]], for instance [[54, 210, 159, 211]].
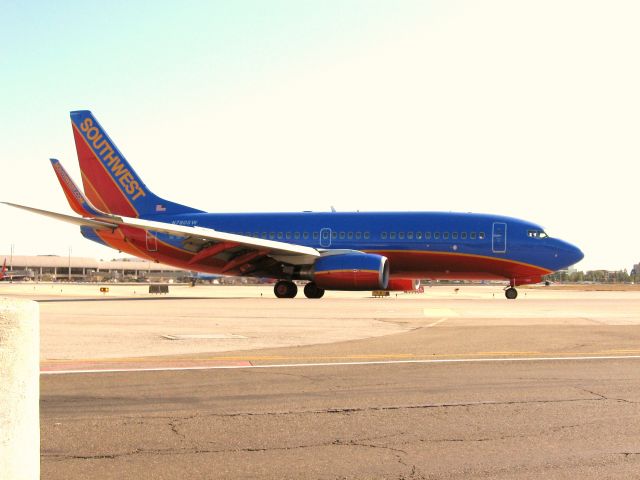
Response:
[[492, 222, 507, 253]]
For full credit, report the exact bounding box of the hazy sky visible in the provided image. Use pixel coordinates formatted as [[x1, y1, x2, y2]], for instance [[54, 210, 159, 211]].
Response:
[[2, 1, 639, 271]]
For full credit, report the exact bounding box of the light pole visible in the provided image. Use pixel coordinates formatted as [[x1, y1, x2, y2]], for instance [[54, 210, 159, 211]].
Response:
[[68, 247, 72, 282]]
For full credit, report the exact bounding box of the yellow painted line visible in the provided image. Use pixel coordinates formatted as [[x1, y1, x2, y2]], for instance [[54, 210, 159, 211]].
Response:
[[42, 349, 640, 365]]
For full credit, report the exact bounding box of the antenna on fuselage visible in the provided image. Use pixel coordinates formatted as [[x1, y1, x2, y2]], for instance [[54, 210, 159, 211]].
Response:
[[330, 206, 337, 212]]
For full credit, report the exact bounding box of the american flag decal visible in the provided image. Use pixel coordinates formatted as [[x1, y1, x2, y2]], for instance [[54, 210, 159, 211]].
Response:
[[155, 204, 167, 212]]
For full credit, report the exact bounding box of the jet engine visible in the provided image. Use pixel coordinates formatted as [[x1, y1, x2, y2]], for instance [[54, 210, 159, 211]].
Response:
[[308, 252, 389, 290]]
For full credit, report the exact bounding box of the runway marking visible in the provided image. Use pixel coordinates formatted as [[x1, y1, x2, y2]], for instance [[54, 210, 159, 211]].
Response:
[[426, 317, 447, 328], [161, 334, 248, 340], [423, 308, 459, 318], [41, 348, 640, 365], [41, 354, 640, 375]]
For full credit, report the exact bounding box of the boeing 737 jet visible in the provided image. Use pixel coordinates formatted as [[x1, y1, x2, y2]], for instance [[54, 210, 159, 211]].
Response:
[[4, 111, 583, 298], [0, 259, 30, 281]]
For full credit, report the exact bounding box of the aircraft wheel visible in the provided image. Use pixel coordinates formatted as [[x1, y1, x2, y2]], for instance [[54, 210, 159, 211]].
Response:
[[505, 287, 518, 300], [304, 282, 325, 299], [274, 280, 297, 298]]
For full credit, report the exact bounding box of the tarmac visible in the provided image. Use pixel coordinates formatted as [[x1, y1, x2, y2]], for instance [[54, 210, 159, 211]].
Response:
[[2, 283, 640, 479]]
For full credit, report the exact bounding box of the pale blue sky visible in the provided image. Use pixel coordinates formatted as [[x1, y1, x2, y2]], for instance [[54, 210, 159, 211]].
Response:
[[2, 1, 639, 271]]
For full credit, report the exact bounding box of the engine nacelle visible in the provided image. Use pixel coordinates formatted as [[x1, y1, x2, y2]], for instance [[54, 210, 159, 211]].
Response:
[[386, 278, 422, 292], [311, 253, 389, 291]]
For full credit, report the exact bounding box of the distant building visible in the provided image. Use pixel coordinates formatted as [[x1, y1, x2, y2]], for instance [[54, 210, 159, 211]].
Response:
[[632, 262, 640, 276], [0, 255, 188, 282]]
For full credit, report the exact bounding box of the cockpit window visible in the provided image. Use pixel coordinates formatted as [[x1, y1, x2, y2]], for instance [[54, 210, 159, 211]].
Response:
[[527, 229, 548, 239]]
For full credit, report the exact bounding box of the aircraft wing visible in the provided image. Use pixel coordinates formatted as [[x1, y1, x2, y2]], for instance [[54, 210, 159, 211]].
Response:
[[2, 201, 321, 263]]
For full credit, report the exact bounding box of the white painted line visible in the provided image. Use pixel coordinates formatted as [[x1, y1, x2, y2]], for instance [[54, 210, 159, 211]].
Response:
[[161, 334, 248, 340], [423, 308, 459, 318], [41, 354, 640, 375], [426, 318, 447, 328]]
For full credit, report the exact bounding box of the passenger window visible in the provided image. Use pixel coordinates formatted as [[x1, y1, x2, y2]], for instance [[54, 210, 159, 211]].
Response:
[[347, 232, 353, 240], [461, 232, 467, 240], [331, 232, 337, 239], [286, 232, 291, 240], [364, 232, 370, 240], [262, 232, 267, 239], [253, 232, 258, 238], [470, 232, 477, 240], [416, 232, 422, 240], [479, 232, 485, 240], [355, 232, 362, 240], [269, 232, 275, 239], [434, 232, 440, 240], [390, 232, 397, 240], [381, 232, 387, 240], [407, 232, 414, 240], [312, 232, 318, 240], [304, 232, 309, 239], [277, 232, 283, 239], [294, 232, 300, 239], [443, 232, 450, 240], [452, 232, 458, 240], [425, 232, 431, 240], [398, 232, 405, 240], [339, 231, 345, 240]]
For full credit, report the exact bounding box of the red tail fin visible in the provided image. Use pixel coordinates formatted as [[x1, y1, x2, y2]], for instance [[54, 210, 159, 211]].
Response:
[[69, 110, 202, 218]]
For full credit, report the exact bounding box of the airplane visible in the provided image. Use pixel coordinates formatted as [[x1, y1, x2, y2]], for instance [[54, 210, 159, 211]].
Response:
[[0, 258, 31, 281], [3, 110, 583, 299]]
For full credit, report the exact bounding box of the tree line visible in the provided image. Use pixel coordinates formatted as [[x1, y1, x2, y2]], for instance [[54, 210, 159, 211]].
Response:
[[545, 269, 639, 284]]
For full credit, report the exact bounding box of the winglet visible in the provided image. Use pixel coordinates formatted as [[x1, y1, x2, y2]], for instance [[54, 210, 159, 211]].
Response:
[[50, 158, 105, 218]]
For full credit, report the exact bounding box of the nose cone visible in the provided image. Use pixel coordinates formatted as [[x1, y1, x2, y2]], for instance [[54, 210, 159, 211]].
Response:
[[557, 240, 584, 268]]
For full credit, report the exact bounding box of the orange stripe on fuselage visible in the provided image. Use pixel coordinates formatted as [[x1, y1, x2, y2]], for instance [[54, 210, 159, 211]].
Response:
[[95, 228, 154, 261], [365, 249, 552, 276]]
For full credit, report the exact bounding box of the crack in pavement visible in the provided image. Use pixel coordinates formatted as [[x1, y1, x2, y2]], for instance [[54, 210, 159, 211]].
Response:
[[168, 419, 186, 439], [177, 395, 608, 419], [577, 387, 640, 404], [43, 438, 410, 461]]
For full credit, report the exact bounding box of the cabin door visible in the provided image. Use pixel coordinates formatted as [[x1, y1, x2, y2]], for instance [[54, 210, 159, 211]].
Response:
[[146, 231, 158, 252], [320, 228, 332, 248], [492, 222, 507, 253]]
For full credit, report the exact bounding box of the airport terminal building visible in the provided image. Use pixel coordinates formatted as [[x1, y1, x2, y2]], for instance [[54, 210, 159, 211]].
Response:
[[1, 255, 189, 282]]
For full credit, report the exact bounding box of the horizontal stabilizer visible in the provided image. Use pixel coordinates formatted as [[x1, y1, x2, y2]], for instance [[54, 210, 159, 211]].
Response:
[[2, 202, 118, 230]]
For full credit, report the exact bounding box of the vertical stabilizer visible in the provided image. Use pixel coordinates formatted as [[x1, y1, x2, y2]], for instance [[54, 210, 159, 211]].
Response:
[[69, 110, 202, 218]]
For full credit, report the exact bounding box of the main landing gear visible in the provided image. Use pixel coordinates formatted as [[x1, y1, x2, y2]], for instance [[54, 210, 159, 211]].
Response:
[[273, 281, 325, 299], [303, 282, 325, 299], [274, 280, 297, 298], [505, 286, 518, 300]]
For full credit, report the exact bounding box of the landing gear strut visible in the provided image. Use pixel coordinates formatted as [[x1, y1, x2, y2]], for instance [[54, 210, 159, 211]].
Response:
[[505, 287, 518, 300], [303, 282, 325, 299], [274, 280, 298, 298]]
